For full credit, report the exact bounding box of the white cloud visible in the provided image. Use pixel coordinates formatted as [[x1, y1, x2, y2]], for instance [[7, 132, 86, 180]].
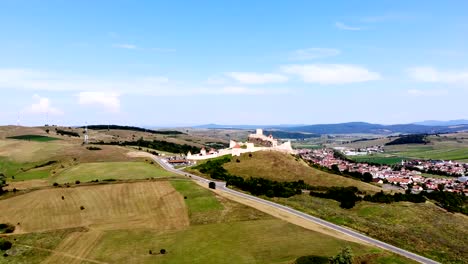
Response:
[[0, 68, 169, 93], [407, 89, 448, 96], [78, 92, 120, 112], [407, 67, 468, 84], [113, 43, 137, 49], [281, 64, 381, 84], [335, 22, 362, 31], [24, 95, 63, 115], [226, 72, 288, 84], [289, 48, 340, 60]]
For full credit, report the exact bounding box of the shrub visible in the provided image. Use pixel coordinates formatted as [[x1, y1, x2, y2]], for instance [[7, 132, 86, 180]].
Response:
[[0, 239, 12, 251], [53, 182, 59, 187], [80, 206, 85, 210], [160, 249, 166, 254], [295, 255, 329, 264], [329, 247, 353, 264], [86, 146, 101, 151], [75, 180, 80, 184], [0, 223, 15, 234]]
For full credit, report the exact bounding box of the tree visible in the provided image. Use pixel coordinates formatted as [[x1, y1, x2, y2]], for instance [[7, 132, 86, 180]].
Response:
[[437, 183, 445, 191], [362, 172, 373, 182], [45, 129, 50, 134], [331, 164, 340, 173], [209, 182, 216, 189], [0, 239, 12, 251], [329, 247, 353, 264]]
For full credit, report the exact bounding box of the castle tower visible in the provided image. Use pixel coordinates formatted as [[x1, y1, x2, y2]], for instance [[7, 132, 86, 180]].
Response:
[[256, 128, 263, 136]]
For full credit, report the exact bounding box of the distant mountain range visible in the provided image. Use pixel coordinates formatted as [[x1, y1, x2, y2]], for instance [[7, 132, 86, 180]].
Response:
[[412, 119, 468, 126], [193, 121, 468, 135], [192, 124, 305, 129]]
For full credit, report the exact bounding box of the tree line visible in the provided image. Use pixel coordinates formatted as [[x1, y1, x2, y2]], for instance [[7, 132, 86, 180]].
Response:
[[94, 137, 201, 154], [55, 128, 80, 137], [385, 134, 428, 145], [82, 125, 184, 135]]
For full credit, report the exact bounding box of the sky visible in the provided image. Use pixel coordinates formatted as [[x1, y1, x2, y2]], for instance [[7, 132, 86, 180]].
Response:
[[1, 0, 467, 126]]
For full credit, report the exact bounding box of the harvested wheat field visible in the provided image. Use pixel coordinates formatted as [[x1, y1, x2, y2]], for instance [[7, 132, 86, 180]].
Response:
[[0, 181, 189, 233]]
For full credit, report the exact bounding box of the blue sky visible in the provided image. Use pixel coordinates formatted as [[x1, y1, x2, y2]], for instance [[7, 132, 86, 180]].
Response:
[[1, 0, 467, 126]]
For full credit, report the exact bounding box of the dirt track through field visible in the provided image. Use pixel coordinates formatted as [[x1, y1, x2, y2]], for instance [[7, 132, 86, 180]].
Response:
[[0, 181, 189, 233], [16, 243, 108, 264], [42, 230, 105, 264]]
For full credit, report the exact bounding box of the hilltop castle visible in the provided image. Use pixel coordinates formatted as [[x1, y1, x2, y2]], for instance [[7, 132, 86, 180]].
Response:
[[187, 128, 293, 160]]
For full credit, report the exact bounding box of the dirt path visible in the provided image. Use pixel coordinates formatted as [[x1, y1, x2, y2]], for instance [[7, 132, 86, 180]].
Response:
[[15, 243, 108, 264], [41, 230, 105, 264]]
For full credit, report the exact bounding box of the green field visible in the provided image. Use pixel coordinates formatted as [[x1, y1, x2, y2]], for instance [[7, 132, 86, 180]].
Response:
[[171, 180, 223, 213], [84, 220, 378, 264], [0, 157, 55, 180], [271, 194, 468, 264], [52, 161, 177, 183], [6, 135, 60, 142], [348, 155, 407, 165], [386, 145, 468, 161]]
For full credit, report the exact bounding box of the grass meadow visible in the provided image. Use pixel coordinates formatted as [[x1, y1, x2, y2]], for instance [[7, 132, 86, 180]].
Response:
[[271, 194, 468, 264], [52, 161, 177, 183]]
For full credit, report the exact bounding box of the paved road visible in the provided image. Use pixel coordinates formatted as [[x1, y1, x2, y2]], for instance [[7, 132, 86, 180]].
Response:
[[154, 157, 439, 264]]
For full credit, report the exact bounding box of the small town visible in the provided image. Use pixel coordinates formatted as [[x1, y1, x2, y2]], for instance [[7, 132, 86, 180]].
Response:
[[298, 148, 468, 195]]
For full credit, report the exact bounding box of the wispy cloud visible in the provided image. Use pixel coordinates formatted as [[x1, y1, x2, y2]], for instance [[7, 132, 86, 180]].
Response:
[[281, 64, 381, 84], [407, 89, 448, 97], [24, 95, 63, 115], [407, 66, 468, 84], [289, 48, 340, 60], [335, 22, 362, 31], [0, 68, 283, 97], [78, 92, 120, 112], [0, 68, 170, 93], [226, 72, 288, 84], [113, 43, 138, 49]]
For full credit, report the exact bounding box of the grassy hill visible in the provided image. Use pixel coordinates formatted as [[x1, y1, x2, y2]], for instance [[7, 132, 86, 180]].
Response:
[[220, 151, 380, 193], [272, 194, 468, 264]]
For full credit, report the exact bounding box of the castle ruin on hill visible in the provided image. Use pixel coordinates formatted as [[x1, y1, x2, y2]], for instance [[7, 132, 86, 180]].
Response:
[[187, 128, 294, 160]]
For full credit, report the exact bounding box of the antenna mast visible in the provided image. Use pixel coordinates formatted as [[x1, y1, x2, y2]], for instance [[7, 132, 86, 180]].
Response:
[[84, 122, 89, 144]]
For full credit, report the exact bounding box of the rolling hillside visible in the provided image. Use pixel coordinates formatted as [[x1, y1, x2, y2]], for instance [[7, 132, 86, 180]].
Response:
[[193, 151, 381, 193]]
